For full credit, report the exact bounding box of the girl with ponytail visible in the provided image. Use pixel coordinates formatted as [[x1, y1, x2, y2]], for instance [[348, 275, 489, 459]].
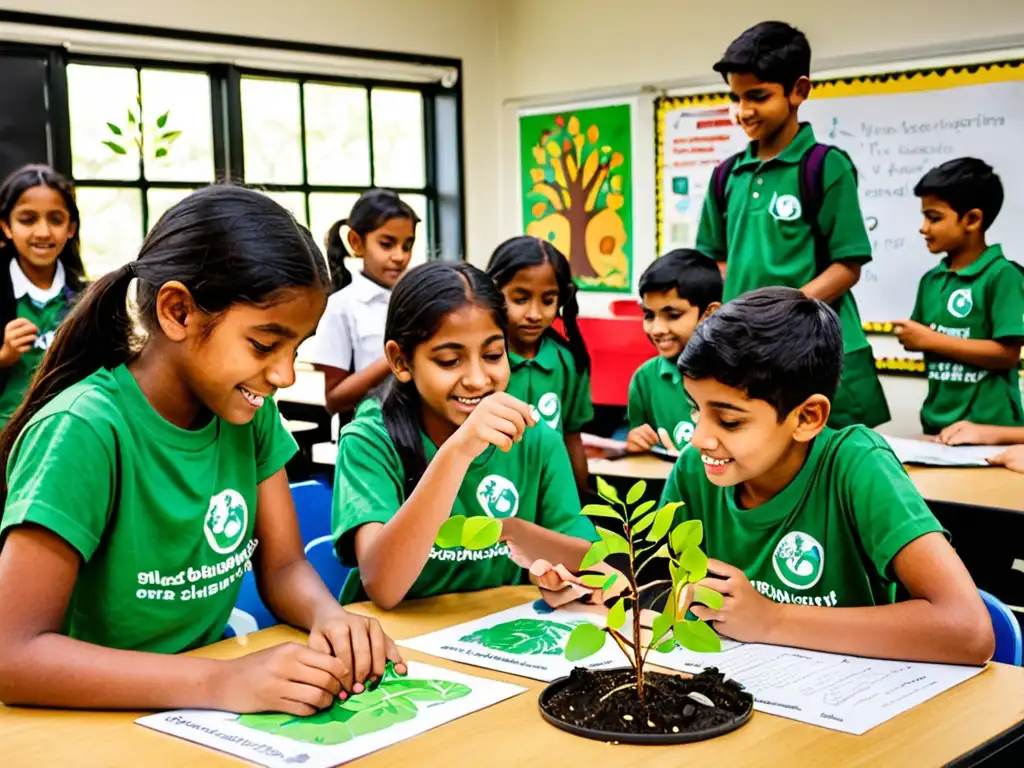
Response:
[[331, 261, 598, 609], [486, 236, 593, 489], [302, 189, 419, 418], [0, 186, 404, 712]]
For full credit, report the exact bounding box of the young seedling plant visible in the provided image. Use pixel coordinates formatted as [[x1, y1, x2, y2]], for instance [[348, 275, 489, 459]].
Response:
[[564, 478, 723, 702]]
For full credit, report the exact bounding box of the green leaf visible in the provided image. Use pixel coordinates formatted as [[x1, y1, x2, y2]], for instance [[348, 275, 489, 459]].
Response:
[[595, 527, 629, 556], [156, 110, 169, 128], [646, 504, 676, 543], [565, 623, 607, 661], [580, 503, 622, 521], [136, 92, 143, 106], [580, 540, 609, 569], [670, 520, 703, 555], [680, 545, 709, 582], [626, 480, 647, 505], [657, 639, 676, 653], [238, 663, 471, 745], [127, 109, 136, 125], [161, 129, 182, 143], [102, 140, 127, 155], [595, 476, 621, 504], [580, 573, 609, 588], [461, 517, 502, 550], [674, 619, 722, 654], [632, 510, 657, 536], [601, 573, 617, 592], [461, 617, 582, 655], [154, 147, 169, 158], [106, 122, 123, 136], [693, 584, 724, 611], [650, 610, 674, 648], [629, 499, 656, 522], [607, 597, 626, 630], [434, 516, 465, 549]]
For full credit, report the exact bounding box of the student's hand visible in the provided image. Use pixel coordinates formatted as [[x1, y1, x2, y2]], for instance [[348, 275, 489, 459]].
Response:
[[449, 392, 535, 460], [657, 428, 680, 454], [626, 425, 659, 453], [214, 642, 357, 716], [690, 559, 780, 643], [0, 318, 38, 366], [988, 445, 1024, 473], [937, 421, 1001, 446], [308, 604, 407, 691], [893, 320, 937, 352]]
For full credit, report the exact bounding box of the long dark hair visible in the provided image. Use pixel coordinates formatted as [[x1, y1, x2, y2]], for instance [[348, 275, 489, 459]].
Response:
[[0, 185, 328, 504], [486, 236, 590, 373], [324, 188, 419, 293], [381, 261, 507, 497]]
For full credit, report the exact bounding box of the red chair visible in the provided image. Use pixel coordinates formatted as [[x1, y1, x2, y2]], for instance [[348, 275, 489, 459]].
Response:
[[609, 299, 643, 318], [576, 317, 654, 407]]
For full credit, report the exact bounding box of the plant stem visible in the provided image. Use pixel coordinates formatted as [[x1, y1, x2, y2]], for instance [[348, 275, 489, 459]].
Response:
[[621, 500, 645, 703]]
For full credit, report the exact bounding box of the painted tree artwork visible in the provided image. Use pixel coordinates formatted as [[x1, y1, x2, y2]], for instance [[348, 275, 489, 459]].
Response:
[[519, 104, 633, 292]]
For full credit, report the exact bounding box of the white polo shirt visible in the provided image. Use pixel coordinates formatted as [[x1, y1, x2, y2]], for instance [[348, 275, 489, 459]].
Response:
[[301, 271, 391, 373]]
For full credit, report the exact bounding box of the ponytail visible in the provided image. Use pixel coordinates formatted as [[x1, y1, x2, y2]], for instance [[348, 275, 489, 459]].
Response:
[[380, 378, 427, 499], [325, 219, 352, 293], [0, 262, 135, 504], [552, 279, 590, 373]]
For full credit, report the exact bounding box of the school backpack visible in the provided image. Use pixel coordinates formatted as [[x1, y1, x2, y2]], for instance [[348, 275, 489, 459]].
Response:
[[710, 142, 857, 292]]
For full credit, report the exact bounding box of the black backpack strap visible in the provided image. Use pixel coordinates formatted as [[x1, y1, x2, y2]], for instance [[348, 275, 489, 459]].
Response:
[[710, 151, 744, 251]]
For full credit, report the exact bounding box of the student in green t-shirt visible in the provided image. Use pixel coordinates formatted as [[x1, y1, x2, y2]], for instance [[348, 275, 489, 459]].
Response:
[[658, 287, 992, 665], [627, 249, 721, 453], [486, 236, 593, 489], [332, 261, 598, 609], [696, 21, 890, 430], [895, 158, 1024, 436], [0, 187, 404, 713], [0, 165, 88, 424]]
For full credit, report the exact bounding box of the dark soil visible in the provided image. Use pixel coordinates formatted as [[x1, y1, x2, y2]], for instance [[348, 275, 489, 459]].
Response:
[[540, 667, 753, 742]]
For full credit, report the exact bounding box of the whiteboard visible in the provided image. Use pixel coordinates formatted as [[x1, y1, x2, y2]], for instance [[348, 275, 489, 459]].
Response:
[[656, 63, 1024, 324]]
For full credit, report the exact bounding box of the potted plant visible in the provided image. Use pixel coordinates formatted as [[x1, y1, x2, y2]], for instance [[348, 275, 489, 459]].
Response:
[[537, 478, 753, 744]]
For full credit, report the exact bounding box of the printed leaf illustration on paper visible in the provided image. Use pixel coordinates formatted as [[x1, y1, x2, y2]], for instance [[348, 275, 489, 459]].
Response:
[[460, 617, 585, 656]]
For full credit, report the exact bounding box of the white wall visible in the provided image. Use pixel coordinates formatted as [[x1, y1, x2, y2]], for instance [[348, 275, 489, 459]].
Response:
[[0, 0, 504, 266], [495, 0, 1024, 436]]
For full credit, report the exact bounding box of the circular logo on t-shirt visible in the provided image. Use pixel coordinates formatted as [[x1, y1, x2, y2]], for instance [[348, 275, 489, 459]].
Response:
[[673, 420, 695, 447], [947, 288, 974, 319], [204, 490, 249, 554], [769, 193, 802, 222], [772, 531, 824, 590], [476, 475, 520, 518], [536, 392, 561, 430]]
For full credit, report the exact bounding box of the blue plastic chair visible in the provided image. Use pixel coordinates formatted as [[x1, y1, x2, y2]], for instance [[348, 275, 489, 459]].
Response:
[[226, 480, 349, 637], [980, 589, 1022, 666]]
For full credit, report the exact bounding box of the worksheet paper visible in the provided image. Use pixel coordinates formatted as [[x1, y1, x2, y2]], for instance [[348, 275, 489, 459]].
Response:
[[399, 600, 628, 682], [135, 662, 525, 768], [649, 642, 984, 734], [881, 435, 999, 467]]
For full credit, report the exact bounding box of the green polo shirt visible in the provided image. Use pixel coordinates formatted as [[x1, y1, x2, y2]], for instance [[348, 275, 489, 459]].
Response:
[[910, 244, 1024, 434], [506, 335, 593, 434], [627, 356, 695, 447], [0, 293, 68, 423], [658, 426, 943, 608]]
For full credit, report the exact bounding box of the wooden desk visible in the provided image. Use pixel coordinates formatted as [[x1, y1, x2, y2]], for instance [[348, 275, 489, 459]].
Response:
[[3, 587, 1024, 767]]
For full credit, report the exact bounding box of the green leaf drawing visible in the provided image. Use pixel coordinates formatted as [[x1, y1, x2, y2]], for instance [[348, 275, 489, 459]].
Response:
[[595, 476, 621, 505], [238, 665, 471, 745], [692, 584, 724, 611], [680, 545, 709, 582], [434, 516, 465, 549], [631, 510, 657, 536], [154, 147, 169, 158], [607, 597, 626, 631], [595, 527, 629, 556], [127, 109, 137, 125], [161, 130, 182, 143], [580, 540, 609, 569], [580, 503, 622, 521], [629, 499, 656, 522], [565, 622, 607, 661], [670, 520, 704, 555], [102, 140, 127, 155], [156, 110, 170, 129], [626, 480, 647, 506], [461, 617, 582, 655], [107, 122, 123, 136], [646, 504, 676, 543], [674, 619, 722, 654], [461, 516, 501, 550]]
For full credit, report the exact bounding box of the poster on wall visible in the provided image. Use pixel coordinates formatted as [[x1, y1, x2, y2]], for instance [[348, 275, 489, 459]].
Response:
[[519, 103, 634, 293]]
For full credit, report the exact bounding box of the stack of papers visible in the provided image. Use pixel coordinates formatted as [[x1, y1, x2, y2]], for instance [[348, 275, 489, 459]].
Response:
[[881, 435, 999, 467]]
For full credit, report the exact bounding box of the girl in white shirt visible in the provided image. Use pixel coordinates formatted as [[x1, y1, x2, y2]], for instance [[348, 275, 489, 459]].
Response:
[[302, 189, 418, 416]]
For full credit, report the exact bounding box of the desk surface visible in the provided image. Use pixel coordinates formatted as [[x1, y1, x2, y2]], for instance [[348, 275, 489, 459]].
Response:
[[588, 454, 1024, 512], [276, 366, 326, 408], [3, 586, 1024, 767]]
